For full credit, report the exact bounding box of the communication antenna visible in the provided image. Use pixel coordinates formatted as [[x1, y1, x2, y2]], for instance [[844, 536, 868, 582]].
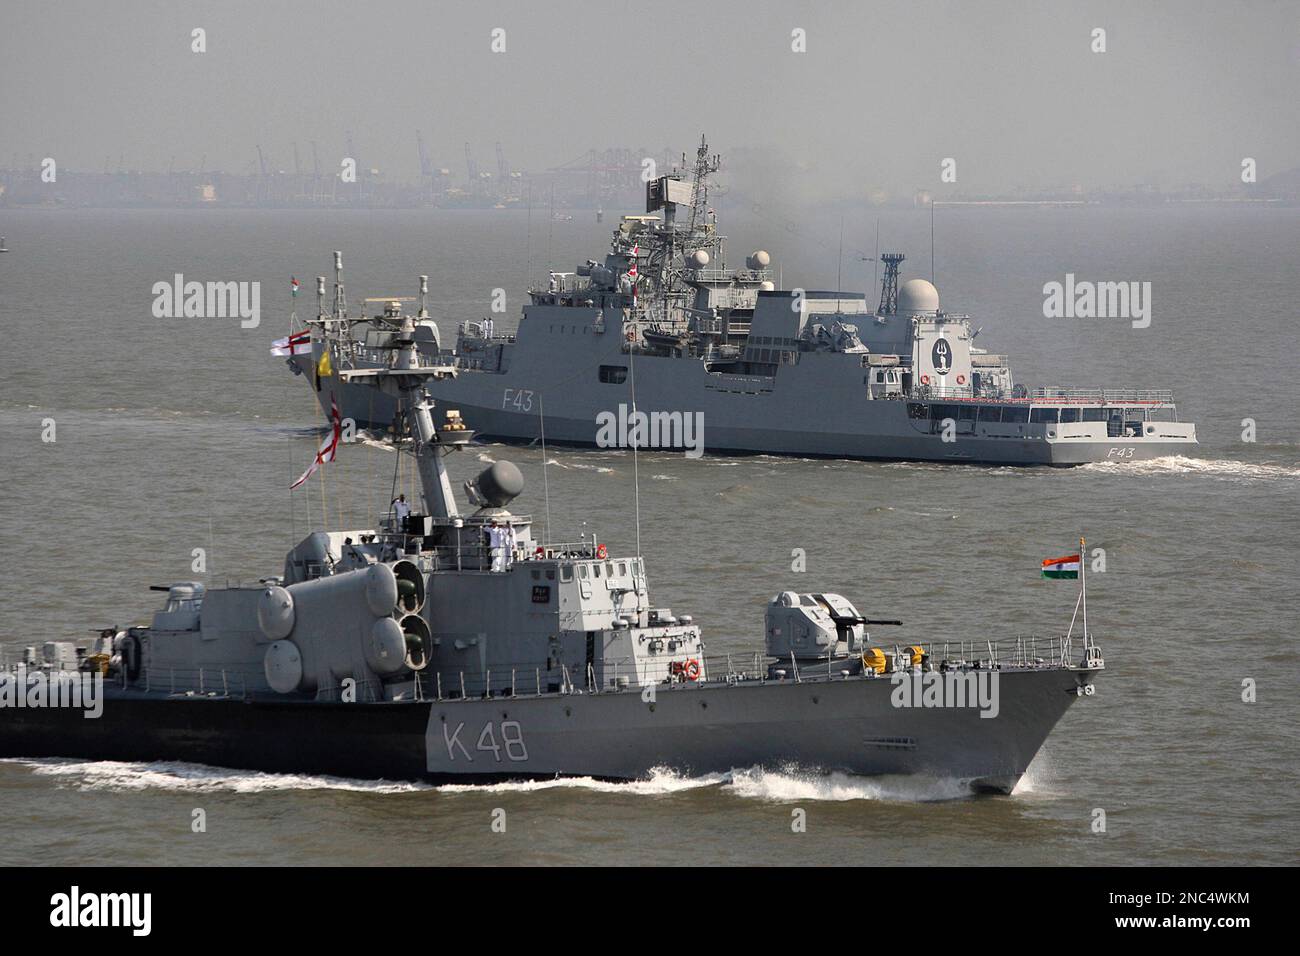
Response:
[[333, 251, 346, 319], [874, 218, 880, 300], [930, 201, 936, 285], [538, 394, 552, 545], [418, 275, 428, 318], [836, 213, 844, 312], [628, 337, 642, 558], [316, 276, 326, 318]]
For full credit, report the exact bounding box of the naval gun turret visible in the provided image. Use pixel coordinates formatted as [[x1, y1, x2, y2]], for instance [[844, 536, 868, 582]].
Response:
[[765, 591, 904, 676]]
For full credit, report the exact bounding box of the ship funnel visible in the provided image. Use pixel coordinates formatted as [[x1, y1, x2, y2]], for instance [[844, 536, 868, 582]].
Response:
[[466, 460, 525, 508]]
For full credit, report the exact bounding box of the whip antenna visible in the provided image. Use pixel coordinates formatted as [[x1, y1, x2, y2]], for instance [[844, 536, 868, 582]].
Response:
[[538, 393, 551, 545], [628, 334, 642, 558]]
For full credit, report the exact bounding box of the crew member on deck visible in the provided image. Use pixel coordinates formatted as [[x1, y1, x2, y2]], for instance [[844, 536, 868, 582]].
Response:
[[392, 494, 411, 531], [488, 519, 513, 572]]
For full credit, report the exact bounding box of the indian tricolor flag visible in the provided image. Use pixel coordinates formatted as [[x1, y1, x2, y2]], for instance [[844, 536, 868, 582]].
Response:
[[1041, 554, 1081, 579]]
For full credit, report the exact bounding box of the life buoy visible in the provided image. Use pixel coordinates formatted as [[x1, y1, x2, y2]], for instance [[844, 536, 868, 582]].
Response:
[[683, 659, 701, 681], [956, 374, 966, 385], [920, 374, 930, 385], [595, 543, 608, 560]]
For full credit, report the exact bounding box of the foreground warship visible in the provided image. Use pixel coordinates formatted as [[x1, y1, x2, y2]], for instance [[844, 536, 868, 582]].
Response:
[[286, 139, 1196, 466], [1, 329, 1103, 791]]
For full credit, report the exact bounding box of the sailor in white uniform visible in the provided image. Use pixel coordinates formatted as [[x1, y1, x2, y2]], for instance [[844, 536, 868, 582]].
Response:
[[392, 494, 411, 531], [488, 519, 510, 572]]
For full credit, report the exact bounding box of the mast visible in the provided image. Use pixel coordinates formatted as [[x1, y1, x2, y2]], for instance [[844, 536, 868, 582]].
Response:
[[1080, 536, 1088, 645], [686, 134, 720, 236], [332, 250, 346, 320], [878, 253, 905, 315], [338, 316, 464, 520]]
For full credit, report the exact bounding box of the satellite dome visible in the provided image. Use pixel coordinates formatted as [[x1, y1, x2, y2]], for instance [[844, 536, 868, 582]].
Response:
[[897, 278, 939, 313], [687, 250, 710, 269], [746, 250, 771, 270], [758, 281, 775, 292]]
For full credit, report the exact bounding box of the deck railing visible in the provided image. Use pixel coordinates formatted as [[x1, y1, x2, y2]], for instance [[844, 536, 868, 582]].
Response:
[[2, 633, 1092, 705]]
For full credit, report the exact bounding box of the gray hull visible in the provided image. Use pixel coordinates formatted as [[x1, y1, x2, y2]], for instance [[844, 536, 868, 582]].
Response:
[[426, 666, 1096, 793], [302, 351, 1195, 466], [0, 667, 1094, 794]]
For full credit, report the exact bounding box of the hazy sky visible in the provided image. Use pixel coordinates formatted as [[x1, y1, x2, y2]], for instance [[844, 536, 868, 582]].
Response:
[[3, 0, 1297, 194]]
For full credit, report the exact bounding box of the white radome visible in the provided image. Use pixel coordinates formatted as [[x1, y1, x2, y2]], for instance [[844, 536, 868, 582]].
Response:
[[897, 278, 940, 313], [747, 250, 771, 270]]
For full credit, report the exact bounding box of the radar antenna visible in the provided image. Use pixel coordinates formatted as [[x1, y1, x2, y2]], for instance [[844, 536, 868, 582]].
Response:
[[878, 253, 905, 315]]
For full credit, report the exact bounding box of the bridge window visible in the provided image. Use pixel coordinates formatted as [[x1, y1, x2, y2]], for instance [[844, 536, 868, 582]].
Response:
[[1082, 408, 1107, 422], [599, 365, 628, 384], [1059, 408, 1080, 423], [561, 565, 573, 581], [1003, 406, 1029, 423], [977, 406, 1002, 423], [1030, 407, 1059, 423]]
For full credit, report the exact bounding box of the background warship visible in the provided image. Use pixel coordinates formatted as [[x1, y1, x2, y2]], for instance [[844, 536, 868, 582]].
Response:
[[285, 139, 1196, 466], [1, 324, 1102, 792]]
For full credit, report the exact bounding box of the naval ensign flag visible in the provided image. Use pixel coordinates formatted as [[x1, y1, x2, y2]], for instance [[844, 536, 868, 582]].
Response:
[[291, 393, 342, 489]]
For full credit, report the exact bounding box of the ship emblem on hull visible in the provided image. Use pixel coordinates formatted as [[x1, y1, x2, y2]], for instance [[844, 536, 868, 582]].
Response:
[[931, 339, 952, 376]]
